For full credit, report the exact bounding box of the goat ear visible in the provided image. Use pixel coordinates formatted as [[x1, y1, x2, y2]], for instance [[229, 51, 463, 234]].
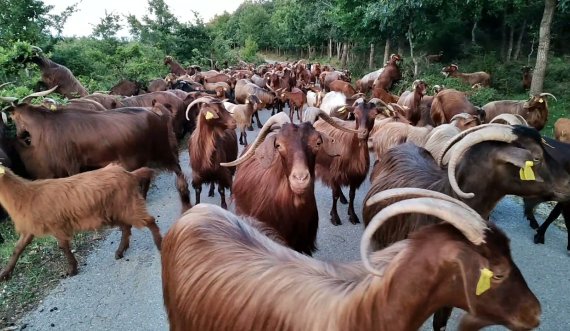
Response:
[[319, 132, 343, 157], [255, 135, 277, 169], [203, 109, 219, 120], [494, 146, 543, 182]]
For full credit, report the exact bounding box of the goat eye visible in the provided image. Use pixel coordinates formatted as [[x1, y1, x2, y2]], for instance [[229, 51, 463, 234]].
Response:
[[275, 143, 281, 149], [492, 274, 505, 280], [533, 157, 541, 163]]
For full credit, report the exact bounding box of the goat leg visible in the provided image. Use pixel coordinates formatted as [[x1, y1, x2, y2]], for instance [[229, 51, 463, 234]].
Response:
[[348, 185, 360, 224], [57, 237, 78, 277], [219, 186, 228, 210], [458, 313, 494, 331], [145, 218, 162, 250], [174, 167, 191, 213], [338, 189, 348, 204], [534, 202, 563, 245], [432, 307, 453, 331], [115, 225, 132, 259], [193, 183, 202, 205], [523, 198, 541, 229], [330, 185, 342, 226], [243, 132, 248, 146], [254, 111, 262, 129], [0, 233, 34, 281], [208, 183, 215, 197], [248, 117, 254, 131]]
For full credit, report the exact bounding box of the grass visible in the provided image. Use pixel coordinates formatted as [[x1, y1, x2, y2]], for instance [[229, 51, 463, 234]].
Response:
[[0, 221, 100, 327]]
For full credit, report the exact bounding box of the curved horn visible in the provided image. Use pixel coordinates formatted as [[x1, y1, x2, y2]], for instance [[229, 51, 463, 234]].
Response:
[[412, 80, 420, 90], [373, 97, 395, 115], [489, 114, 529, 126], [21, 85, 59, 103], [302, 107, 364, 135], [447, 126, 519, 198], [265, 82, 274, 91], [0, 97, 18, 103], [220, 112, 291, 167], [361, 196, 487, 276], [539, 93, 557, 101], [31, 46, 43, 53], [185, 96, 220, 120], [437, 123, 509, 166]]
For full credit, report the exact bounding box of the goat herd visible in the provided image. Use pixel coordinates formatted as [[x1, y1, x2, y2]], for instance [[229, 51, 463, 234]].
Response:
[[0, 47, 569, 330]]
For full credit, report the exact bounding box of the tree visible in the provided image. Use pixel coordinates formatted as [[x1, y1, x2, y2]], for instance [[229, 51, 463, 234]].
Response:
[[530, 0, 556, 94], [50, 2, 80, 38], [0, 0, 52, 45], [92, 11, 122, 41]]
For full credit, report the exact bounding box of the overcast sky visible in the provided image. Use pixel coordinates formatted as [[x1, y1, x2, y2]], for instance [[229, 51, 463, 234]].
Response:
[[43, 0, 243, 37]]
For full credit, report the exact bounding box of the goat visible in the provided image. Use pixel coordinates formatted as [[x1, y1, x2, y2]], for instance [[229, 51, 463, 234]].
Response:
[[371, 87, 399, 104], [425, 51, 443, 63], [164, 56, 187, 76], [482, 93, 557, 131], [0, 90, 191, 213], [148, 78, 169, 92], [319, 91, 364, 121], [431, 88, 484, 125], [279, 87, 306, 122], [442, 64, 491, 87], [161, 190, 541, 331], [235, 79, 279, 128], [187, 97, 237, 209], [372, 54, 403, 91], [313, 101, 379, 225], [328, 80, 357, 98], [82, 93, 122, 109], [306, 88, 325, 108], [321, 71, 350, 92], [27, 46, 88, 99], [221, 110, 359, 255], [522, 66, 533, 90], [397, 80, 427, 125], [554, 118, 570, 143], [110, 80, 146, 96], [356, 68, 384, 94], [0, 164, 161, 281], [224, 95, 262, 145], [310, 62, 321, 85]]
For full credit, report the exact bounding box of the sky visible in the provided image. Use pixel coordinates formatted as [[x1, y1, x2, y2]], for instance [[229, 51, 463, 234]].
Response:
[[43, 0, 244, 37]]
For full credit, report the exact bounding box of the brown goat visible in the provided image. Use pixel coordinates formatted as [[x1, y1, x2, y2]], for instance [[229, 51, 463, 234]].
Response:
[[328, 80, 357, 98], [482, 93, 556, 131], [110, 80, 146, 96], [356, 68, 384, 94], [164, 56, 187, 76], [28, 47, 88, 99], [397, 80, 427, 125], [82, 93, 122, 109], [554, 118, 570, 143], [224, 95, 262, 146], [188, 97, 238, 209], [0, 164, 161, 280], [221, 111, 357, 255], [372, 54, 403, 91], [425, 51, 443, 63], [371, 87, 399, 104], [314, 101, 379, 225], [279, 87, 307, 122], [2, 95, 191, 213], [431, 88, 484, 125], [442, 64, 491, 87], [234, 79, 279, 128], [321, 71, 350, 91], [522, 66, 533, 90], [161, 192, 541, 331]]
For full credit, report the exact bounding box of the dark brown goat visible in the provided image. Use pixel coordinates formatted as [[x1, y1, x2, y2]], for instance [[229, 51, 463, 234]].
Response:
[[3, 97, 191, 213], [522, 66, 533, 90], [321, 71, 350, 92], [83, 93, 122, 109], [221, 111, 357, 255], [28, 47, 88, 99], [164, 56, 187, 76], [188, 97, 238, 209], [372, 54, 403, 91], [482, 93, 556, 131], [328, 80, 357, 98], [161, 192, 541, 331], [110, 80, 146, 96], [279, 87, 306, 122], [314, 101, 379, 225], [363, 125, 570, 330], [0, 164, 161, 280], [397, 80, 427, 125], [431, 88, 484, 125]]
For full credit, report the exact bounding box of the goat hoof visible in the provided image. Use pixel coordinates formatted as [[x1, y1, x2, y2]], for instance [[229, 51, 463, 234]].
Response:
[[0, 271, 11, 281], [115, 252, 124, 260], [257, 123, 263, 129], [66, 268, 78, 277], [208, 192, 215, 197], [247, 126, 254, 131], [339, 196, 348, 205], [330, 217, 342, 226], [529, 220, 539, 229], [349, 215, 360, 225], [533, 233, 545, 245]]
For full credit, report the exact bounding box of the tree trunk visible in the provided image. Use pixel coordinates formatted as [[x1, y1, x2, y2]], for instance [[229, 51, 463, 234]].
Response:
[[328, 38, 332, 59], [500, 12, 507, 59], [337, 42, 342, 60], [528, 37, 535, 65], [397, 38, 405, 56], [383, 38, 390, 64], [341, 42, 348, 68], [307, 45, 311, 59], [407, 24, 419, 77], [530, 0, 556, 95], [471, 21, 478, 45], [369, 43, 375, 69], [513, 20, 526, 60], [506, 25, 514, 62]]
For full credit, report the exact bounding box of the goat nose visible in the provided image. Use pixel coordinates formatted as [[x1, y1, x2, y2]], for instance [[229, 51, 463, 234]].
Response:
[[292, 171, 310, 182]]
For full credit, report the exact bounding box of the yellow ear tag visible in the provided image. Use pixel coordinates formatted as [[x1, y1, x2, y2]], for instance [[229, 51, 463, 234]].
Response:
[[538, 98, 544, 103], [0, 166, 5, 175], [338, 106, 346, 114], [519, 160, 536, 181], [50, 104, 57, 111], [476, 268, 493, 295], [205, 111, 215, 120]]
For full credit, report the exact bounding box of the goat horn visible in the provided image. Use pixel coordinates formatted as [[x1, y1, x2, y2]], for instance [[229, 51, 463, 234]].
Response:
[[21, 85, 59, 103], [265, 82, 274, 91], [489, 114, 529, 126], [0, 96, 18, 103], [0, 82, 14, 90], [373, 97, 395, 115], [302, 107, 364, 135], [31, 46, 43, 53], [437, 123, 508, 166], [539, 93, 557, 101], [186, 96, 220, 120], [447, 126, 519, 198], [220, 112, 291, 167], [361, 196, 487, 277]]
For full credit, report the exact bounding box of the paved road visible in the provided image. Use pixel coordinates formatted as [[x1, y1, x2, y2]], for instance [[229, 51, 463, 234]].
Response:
[[20, 110, 570, 330]]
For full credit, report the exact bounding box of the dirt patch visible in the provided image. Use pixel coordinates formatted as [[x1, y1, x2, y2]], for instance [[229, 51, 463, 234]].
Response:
[[0, 222, 108, 328]]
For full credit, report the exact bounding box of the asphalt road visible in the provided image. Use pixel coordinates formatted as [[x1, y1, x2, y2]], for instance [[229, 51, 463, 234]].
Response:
[[19, 110, 570, 331]]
